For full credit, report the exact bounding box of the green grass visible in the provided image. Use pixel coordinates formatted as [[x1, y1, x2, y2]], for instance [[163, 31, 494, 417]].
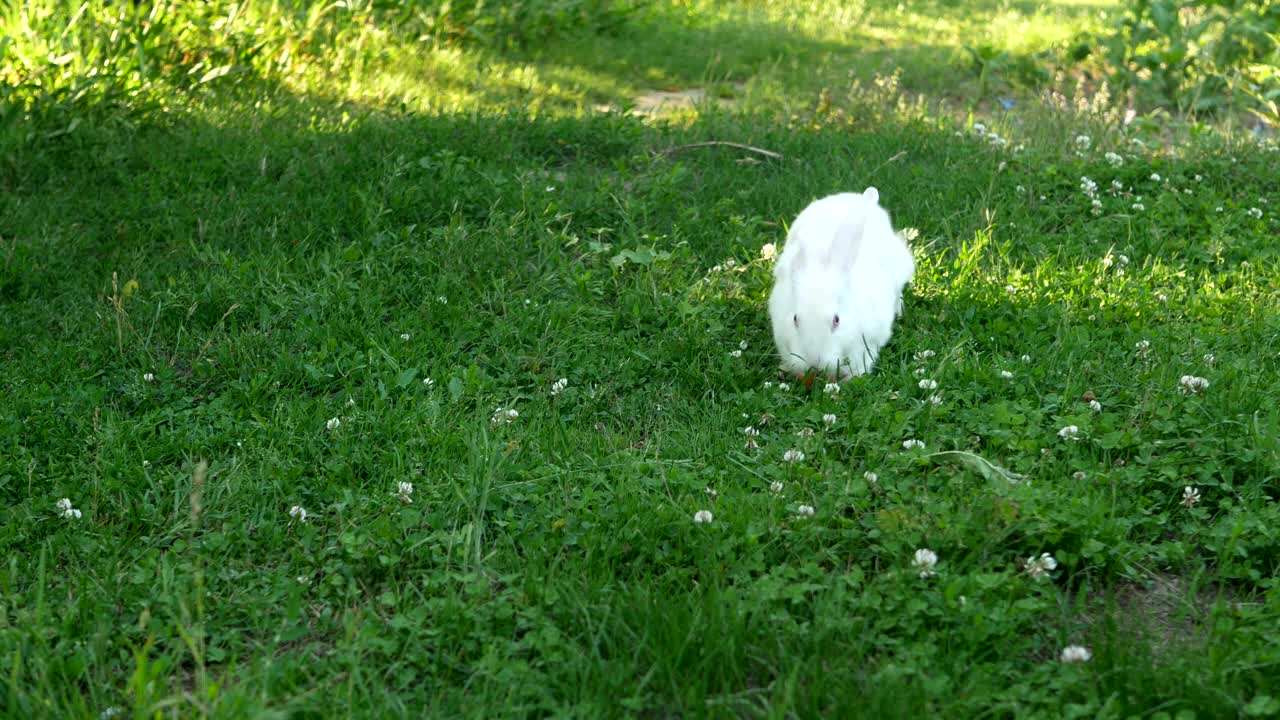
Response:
[[4, 0, 1280, 717]]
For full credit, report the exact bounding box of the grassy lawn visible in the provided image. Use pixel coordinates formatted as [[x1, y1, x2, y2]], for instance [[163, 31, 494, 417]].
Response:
[[3, 0, 1280, 717]]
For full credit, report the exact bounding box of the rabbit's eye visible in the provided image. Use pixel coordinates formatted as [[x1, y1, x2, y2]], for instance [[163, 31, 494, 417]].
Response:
[[793, 314, 798, 327], [832, 314, 840, 329]]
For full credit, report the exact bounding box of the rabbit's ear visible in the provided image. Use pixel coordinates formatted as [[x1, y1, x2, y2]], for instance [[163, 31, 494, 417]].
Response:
[[789, 243, 808, 270], [863, 187, 879, 204], [826, 212, 865, 270]]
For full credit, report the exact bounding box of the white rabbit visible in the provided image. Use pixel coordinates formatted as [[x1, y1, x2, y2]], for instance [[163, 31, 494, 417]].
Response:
[[767, 188, 914, 381]]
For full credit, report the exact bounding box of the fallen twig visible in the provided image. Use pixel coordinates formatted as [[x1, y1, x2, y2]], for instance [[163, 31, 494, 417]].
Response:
[[869, 150, 908, 175], [661, 141, 783, 160]]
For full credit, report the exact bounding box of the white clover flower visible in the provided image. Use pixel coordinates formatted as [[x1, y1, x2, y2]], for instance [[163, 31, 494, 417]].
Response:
[[1179, 375, 1210, 395], [1194, 174, 1203, 182], [56, 498, 82, 519], [918, 379, 938, 390], [705, 487, 718, 499], [1080, 176, 1098, 196], [760, 243, 777, 261], [396, 481, 414, 504], [1182, 485, 1201, 508], [739, 340, 748, 350], [1058, 425, 1079, 440], [777, 382, 791, 392], [928, 394, 943, 406], [864, 471, 878, 484], [1105, 151, 1123, 167], [1157, 293, 1168, 302], [783, 449, 806, 464], [400, 333, 411, 341], [914, 367, 927, 377], [491, 407, 520, 425], [1247, 207, 1263, 219], [437, 296, 448, 304], [288, 505, 309, 523], [972, 122, 987, 134], [423, 377, 434, 387], [795, 428, 815, 438], [1025, 552, 1058, 580], [1111, 179, 1124, 192], [1072, 471, 1087, 481], [1088, 399, 1102, 412], [325, 417, 341, 431], [1215, 206, 1224, 212], [796, 505, 815, 517], [1074, 135, 1091, 150], [1060, 645, 1092, 663], [1021, 354, 1032, 363], [913, 350, 936, 362], [1203, 353, 1215, 365], [729, 349, 743, 358], [823, 382, 840, 395], [1118, 254, 1129, 265], [693, 509, 713, 524], [1132, 203, 1145, 211], [769, 481, 784, 494], [912, 548, 938, 578], [902, 439, 926, 450], [1016, 185, 1026, 194], [550, 378, 568, 395], [763, 381, 774, 389], [1150, 173, 1161, 182], [1135, 340, 1150, 355], [143, 372, 156, 382], [1000, 370, 1014, 379], [823, 413, 837, 427]]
